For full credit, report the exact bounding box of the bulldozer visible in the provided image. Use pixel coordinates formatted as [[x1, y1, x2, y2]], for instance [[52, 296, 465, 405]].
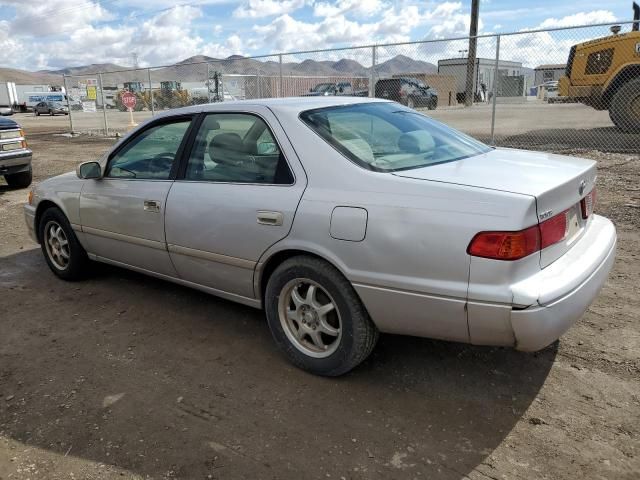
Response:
[[558, 2, 640, 132], [155, 81, 191, 110]]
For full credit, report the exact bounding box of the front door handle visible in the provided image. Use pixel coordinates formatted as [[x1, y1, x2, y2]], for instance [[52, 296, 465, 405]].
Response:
[[144, 200, 161, 213], [257, 210, 283, 226]]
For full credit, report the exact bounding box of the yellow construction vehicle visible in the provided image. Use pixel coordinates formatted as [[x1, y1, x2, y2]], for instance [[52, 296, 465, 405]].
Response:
[[558, 2, 640, 132]]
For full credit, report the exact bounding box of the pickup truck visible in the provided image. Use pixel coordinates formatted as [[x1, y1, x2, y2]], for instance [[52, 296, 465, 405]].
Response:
[[0, 117, 32, 188], [304, 82, 368, 97]]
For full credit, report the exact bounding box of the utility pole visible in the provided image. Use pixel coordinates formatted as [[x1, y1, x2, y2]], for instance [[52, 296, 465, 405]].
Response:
[[464, 0, 480, 107]]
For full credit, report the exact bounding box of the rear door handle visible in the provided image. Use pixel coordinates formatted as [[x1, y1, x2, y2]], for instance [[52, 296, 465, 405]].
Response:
[[144, 200, 161, 212], [257, 210, 283, 226]]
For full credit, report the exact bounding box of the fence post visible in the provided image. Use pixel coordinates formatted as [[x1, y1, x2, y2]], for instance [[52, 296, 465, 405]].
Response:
[[148, 68, 155, 116], [490, 35, 501, 146], [369, 45, 376, 98], [62, 75, 74, 134], [279, 54, 283, 98], [207, 64, 212, 103], [98, 73, 109, 136]]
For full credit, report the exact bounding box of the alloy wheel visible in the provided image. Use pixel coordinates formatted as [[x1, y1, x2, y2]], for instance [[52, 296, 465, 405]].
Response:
[[44, 220, 70, 270], [278, 278, 342, 358]]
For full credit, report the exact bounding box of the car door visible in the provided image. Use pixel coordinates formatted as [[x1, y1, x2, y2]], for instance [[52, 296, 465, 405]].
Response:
[[80, 116, 193, 277], [165, 108, 307, 300]]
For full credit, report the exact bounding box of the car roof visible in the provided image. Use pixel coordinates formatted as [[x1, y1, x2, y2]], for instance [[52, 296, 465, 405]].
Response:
[[154, 96, 392, 119], [0, 116, 18, 129]]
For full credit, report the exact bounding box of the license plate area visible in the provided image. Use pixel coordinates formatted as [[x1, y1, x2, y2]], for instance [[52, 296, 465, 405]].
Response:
[[1, 142, 24, 151], [581, 189, 595, 219]]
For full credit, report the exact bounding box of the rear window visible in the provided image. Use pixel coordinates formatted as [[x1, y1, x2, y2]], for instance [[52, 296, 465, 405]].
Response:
[[300, 102, 491, 172]]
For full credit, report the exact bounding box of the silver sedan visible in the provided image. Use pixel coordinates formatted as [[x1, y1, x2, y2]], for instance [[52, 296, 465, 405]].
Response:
[[24, 97, 616, 376]]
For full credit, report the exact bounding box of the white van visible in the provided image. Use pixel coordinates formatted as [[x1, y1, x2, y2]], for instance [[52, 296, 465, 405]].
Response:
[[24, 92, 69, 109]]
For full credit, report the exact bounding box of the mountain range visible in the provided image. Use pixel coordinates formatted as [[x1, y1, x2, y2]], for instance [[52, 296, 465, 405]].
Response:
[[0, 55, 438, 85]]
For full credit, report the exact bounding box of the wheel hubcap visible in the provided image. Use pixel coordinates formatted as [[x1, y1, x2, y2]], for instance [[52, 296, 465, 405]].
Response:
[[278, 278, 342, 358], [44, 221, 70, 270]]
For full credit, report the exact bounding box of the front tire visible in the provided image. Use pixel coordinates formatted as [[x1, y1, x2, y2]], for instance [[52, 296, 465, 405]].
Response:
[[609, 78, 640, 133], [38, 207, 90, 280], [265, 256, 378, 376], [4, 167, 32, 188]]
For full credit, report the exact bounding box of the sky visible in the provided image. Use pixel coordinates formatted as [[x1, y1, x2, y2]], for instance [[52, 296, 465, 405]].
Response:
[[0, 0, 635, 71]]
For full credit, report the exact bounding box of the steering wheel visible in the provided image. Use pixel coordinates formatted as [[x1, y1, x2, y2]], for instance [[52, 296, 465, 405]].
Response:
[[150, 153, 175, 170]]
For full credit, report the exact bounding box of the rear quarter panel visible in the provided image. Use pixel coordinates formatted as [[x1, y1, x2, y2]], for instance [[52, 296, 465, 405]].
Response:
[[262, 106, 538, 341]]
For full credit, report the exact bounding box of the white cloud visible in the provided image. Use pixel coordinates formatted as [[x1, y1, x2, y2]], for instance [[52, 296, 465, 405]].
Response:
[[203, 34, 245, 58], [233, 0, 308, 19], [250, 3, 431, 52], [0, 4, 242, 70], [537, 10, 616, 29], [4, 0, 113, 37], [497, 10, 618, 68], [313, 0, 386, 18], [0, 20, 24, 66]]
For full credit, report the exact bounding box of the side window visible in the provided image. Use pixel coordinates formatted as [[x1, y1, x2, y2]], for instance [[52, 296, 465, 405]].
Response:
[[185, 113, 293, 184], [106, 120, 191, 180]]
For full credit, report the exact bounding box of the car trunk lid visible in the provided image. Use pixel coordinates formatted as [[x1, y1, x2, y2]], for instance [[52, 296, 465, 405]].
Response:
[[392, 147, 597, 267]]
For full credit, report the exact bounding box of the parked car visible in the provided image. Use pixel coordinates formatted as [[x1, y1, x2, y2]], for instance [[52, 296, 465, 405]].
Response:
[[0, 106, 13, 116], [1, 116, 32, 188], [375, 78, 438, 109], [24, 97, 615, 376], [304, 82, 368, 97], [34, 101, 68, 116]]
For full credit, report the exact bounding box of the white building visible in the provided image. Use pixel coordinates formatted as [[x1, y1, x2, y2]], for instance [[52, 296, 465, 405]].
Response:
[[533, 64, 566, 86], [437, 57, 524, 101]]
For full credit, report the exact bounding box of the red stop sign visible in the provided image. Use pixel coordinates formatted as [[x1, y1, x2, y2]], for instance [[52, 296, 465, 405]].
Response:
[[122, 91, 137, 110]]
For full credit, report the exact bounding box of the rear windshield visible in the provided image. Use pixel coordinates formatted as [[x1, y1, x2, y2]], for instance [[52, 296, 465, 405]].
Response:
[[300, 102, 491, 172]]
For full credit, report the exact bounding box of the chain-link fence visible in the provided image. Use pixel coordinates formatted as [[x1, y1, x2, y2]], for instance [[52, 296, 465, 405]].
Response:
[[62, 20, 640, 152]]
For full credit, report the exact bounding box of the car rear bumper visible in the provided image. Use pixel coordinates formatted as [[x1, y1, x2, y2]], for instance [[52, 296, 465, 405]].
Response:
[[465, 214, 615, 351], [510, 216, 616, 351], [0, 149, 32, 175]]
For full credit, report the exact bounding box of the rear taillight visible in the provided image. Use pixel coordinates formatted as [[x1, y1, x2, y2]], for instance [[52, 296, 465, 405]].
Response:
[[467, 226, 540, 260], [580, 188, 596, 219], [539, 209, 569, 249], [468, 210, 571, 261]]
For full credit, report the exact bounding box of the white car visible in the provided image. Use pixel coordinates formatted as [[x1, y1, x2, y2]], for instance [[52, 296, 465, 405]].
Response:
[[24, 97, 616, 376]]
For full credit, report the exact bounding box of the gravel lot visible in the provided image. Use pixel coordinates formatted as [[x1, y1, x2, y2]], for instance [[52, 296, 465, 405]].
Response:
[[0, 124, 638, 479]]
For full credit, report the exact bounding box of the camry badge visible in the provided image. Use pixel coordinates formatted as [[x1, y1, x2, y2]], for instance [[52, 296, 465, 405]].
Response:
[[578, 180, 586, 196]]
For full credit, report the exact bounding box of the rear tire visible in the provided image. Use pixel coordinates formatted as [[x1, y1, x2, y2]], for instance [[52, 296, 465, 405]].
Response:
[[609, 78, 640, 133], [35, 110, 40, 116], [4, 167, 32, 188], [265, 256, 378, 376], [38, 207, 90, 281]]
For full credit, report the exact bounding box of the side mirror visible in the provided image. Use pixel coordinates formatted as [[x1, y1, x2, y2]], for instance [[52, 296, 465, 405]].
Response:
[[77, 161, 102, 179]]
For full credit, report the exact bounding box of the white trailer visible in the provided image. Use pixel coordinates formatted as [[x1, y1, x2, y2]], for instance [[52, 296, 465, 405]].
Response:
[[0, 82, 19, 108]]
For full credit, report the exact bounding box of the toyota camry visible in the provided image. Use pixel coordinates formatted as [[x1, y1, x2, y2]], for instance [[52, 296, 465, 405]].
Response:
[[24, 97, 616, 376]]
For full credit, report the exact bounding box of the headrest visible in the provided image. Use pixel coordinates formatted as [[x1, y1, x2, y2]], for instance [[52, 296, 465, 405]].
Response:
[[341, 138, 374, 163], [398, 131, 435, 154], [208, 132, 244, 165], [211, 132, 242, 150]]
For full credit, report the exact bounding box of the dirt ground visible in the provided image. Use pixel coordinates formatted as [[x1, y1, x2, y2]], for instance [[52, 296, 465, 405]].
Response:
[[0, 131, 638, 480]]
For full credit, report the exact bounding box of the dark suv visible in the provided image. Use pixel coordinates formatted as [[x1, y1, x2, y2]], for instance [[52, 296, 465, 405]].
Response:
[[375, 78, 438, 110], [0, 117, 32, 188]]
